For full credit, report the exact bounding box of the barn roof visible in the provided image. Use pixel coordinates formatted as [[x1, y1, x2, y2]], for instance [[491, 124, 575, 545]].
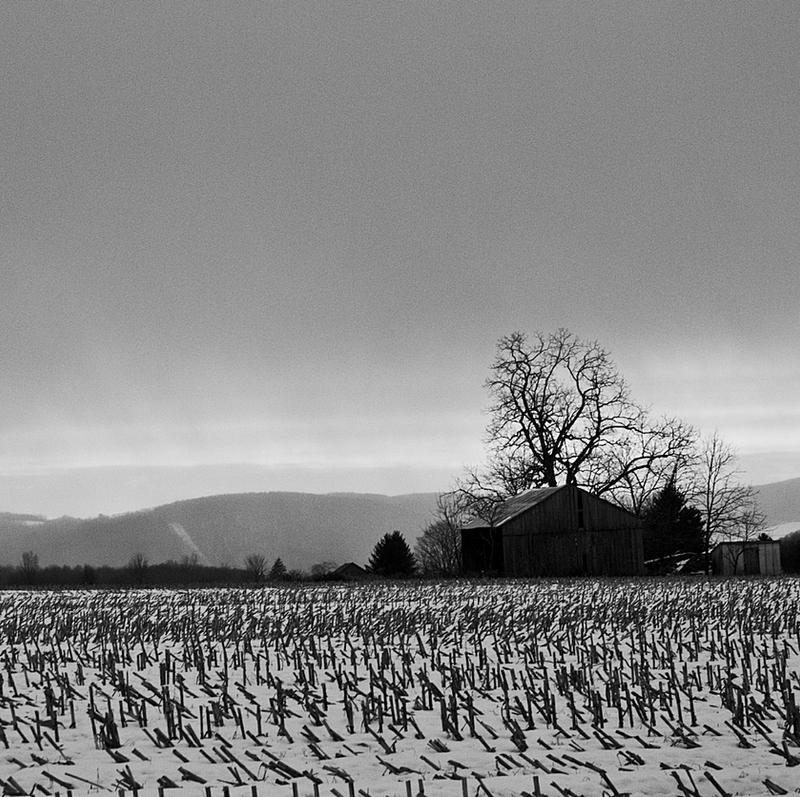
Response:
[[460, 486, 565, 530], [333, 561, 368, 575]]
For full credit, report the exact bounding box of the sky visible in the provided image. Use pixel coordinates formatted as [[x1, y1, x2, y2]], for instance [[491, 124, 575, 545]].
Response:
[[2, 2, 799, 517]]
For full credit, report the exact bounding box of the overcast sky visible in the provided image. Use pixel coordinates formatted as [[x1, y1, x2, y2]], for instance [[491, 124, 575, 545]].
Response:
[[2, 2, 799, 517]]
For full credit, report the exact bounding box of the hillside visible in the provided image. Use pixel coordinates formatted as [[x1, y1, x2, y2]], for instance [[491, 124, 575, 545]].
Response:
[[1, 478, 796, 574], [755, 477, 800, 526], [0, 492, 438, 571]]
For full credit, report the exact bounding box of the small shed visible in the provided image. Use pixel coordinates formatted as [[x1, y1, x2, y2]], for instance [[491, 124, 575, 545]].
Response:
[[460, 484, 644, 577], [332, 562, 370, 581], [711, 540, 782, 576]]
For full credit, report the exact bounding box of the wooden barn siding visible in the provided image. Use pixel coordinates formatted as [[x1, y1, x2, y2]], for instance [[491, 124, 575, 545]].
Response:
[[710, 545, 727, 575], [503, 528, 643, 576], [580, 490, 642, 531], [501, 487, 643, 576], [461, 528, 504, 574], [761, 543, 782, 575]]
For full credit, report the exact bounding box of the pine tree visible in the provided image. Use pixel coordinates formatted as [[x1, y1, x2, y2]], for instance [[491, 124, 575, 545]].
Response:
[[268, 557, 288, 581], [641, 480, 703, 561], [368, 531, 416, 577]]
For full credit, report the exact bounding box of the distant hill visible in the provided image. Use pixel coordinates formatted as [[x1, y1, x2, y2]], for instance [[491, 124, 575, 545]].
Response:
[[755, 477, 800, 526], [765, 522, 800, 541], [0, 512, 46, 525], [0, 492, 438, 571], [1, 478, 796, 573]]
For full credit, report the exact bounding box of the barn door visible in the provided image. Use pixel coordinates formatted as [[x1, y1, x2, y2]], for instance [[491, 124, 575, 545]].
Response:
[[744, 546, 759, 575]]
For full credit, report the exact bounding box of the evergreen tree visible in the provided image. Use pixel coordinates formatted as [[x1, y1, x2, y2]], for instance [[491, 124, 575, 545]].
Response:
[[368, 531, 416, 577], [268, 557, 287, 581], [641, 480, 703, 561]]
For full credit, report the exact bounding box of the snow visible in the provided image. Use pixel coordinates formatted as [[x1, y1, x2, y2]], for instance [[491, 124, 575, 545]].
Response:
[[0, 580, 799, 796]]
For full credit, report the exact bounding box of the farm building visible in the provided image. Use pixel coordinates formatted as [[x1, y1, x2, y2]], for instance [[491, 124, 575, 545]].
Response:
[[711, 540, 782, 576], [332, 562, 370, 581], [460, 484, 644, 577]]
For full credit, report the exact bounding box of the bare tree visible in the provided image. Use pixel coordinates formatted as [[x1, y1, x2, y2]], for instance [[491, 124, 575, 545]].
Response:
[[127, 552, 148, 585], [720, 499, 767, 574], [453, 467, 517, 526], [479, 329, 696, 508], [585, 417, 699, 514], [415, 492, 468, 576], [311, 561, 337, 579], [20, 551, 39, 585], [691, 432, 760, 570], [244, 553, 268, 582]]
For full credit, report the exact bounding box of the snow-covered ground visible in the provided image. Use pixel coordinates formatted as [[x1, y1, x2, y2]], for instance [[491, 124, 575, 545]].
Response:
[[1, 579, 799, 796]]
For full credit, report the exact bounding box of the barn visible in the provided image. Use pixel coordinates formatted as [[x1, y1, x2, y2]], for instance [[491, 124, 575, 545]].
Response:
[[711, 540, 782, 576], [460, 484, 644, 577], [332, 562, 371, 581]]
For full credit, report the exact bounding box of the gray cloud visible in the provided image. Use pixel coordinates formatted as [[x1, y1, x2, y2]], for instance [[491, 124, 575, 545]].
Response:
[[2, 2, 799, 512]]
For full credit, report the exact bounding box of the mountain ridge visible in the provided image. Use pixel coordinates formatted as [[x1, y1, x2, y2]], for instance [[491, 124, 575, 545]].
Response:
[[0, 491, 439, 571], [1, 478, 797, 572], [754, 476, 800, 527]]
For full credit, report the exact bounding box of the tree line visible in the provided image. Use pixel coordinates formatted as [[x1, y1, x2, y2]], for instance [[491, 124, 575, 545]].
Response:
[[2, 553, 245, 588], [3, 540, 422, 587], [2, 551, 334, 588]]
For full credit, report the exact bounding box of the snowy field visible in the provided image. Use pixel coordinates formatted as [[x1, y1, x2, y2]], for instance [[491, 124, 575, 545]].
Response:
[[1, 579, 799, 797]]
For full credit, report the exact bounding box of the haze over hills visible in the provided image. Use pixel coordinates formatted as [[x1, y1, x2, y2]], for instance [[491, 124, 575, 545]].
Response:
[[0, 477, 797, 572], [756, 477, 800, 529], [0, 492, 438, 571]]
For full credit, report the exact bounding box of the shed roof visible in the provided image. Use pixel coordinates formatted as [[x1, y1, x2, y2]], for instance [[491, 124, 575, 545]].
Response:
[[461, 486, 564, 530], [712, 539, 780, 551]]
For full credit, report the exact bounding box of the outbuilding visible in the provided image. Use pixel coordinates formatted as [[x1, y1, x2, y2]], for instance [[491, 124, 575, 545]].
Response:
[[460, 484, 644, 577], [711, 540, 782, 576], [332, 562, 371, 581]]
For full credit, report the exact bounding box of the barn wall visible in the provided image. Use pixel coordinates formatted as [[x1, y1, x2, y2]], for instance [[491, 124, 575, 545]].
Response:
[[712, 542, 782, 576], [503, 527, 643, 576], [711, 545, 731, 575], [714, 544, 739, 575], [759, 543, 782, 575], [461, 528, 504, 574]]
